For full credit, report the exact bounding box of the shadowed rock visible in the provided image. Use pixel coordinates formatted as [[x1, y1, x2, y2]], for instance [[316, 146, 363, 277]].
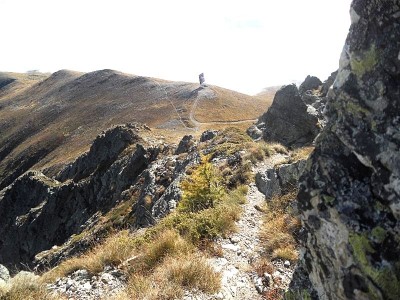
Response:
[[0, 125, 159, 270]]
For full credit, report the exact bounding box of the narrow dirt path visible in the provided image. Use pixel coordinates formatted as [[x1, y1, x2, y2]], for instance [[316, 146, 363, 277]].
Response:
[[183, 156, 290, 300], [206, 181, 266, 299], [187, 158, 282, 300]]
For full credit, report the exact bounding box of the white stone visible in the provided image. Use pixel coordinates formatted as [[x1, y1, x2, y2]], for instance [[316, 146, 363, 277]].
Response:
[[101, 273, 114, 283], [230, 236, 240, 244], [272, 271, 281, 278], [83, 281, 92, 290], [334, 45, 351, 88], [222, 243, 240, 252], [0, 264, 10, 283], [284, 260, 291, 268]]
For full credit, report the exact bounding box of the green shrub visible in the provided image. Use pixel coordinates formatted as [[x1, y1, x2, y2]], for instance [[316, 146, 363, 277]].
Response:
[[178, 157, 225, 213]]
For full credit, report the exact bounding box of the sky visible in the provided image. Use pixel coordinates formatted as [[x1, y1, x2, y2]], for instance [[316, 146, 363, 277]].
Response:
[[0, 0, 352, 95]]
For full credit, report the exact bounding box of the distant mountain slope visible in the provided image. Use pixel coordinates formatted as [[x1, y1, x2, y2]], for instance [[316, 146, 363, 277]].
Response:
[[0, 69, 274, 189]]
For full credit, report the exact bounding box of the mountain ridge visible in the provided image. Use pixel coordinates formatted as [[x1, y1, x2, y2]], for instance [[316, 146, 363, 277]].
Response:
[[0, 69, 274, 190]]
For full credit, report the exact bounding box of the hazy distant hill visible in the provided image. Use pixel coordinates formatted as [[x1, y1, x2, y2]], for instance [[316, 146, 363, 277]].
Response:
[[0, 69, 275, 189]]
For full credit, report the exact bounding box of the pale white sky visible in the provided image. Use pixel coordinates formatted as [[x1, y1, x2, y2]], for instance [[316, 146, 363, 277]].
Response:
[[0, 0, 351, 95]]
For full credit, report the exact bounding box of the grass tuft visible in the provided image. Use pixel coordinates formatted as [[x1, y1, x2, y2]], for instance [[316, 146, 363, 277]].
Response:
[[159, 254, 220, 293], [142, 230, 193, 271]]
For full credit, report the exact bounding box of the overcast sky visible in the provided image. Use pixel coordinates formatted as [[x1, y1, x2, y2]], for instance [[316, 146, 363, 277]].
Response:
[[0, 0, 352, 95]]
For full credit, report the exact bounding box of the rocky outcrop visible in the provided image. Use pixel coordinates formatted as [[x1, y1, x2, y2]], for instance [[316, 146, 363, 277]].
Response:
[[298, 1, 400, 299], [320, 70, 338, 97], [256, 160, 306, 199], [254, 84, 321, 148], [250, 73, 337, 147], [0, 124, 159, 269], [56, 124, 142, 182], [131, 151, 200, 228]]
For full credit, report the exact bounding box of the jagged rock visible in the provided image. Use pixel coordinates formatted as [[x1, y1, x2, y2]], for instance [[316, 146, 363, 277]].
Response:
[[57, 124, 140, 182], [0, 125, 159, 269], [298, 1, 400, 299], [255, 160, 306, 199], [254, 84, 320, 148], [200, 130, 219, 142], [175, 135, 196, 154], [298, 75, 322, 95], [277, 160, 307, 194], [0, 264, 9, 284]]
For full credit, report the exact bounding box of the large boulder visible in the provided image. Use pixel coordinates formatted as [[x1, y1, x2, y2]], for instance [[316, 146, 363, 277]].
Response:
[[298, 1, 400, 299], [255, 84, 320, 148]]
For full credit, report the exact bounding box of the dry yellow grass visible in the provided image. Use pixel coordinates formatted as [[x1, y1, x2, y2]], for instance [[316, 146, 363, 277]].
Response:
[[113, 253, 220, 300], [194, 86, 273, 122], [158, 254, 220, 292], [270, 143, 289, 155], [42, 230, 136, 282], [141, 230, 193, 271], [259, 191, 301, 262], [289, 146, 314, 163], [0, 271, 58, 300]]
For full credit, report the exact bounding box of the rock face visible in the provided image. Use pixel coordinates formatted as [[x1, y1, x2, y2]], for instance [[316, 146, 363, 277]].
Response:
[[0, 124, 159, 269], [298, 1, 400, 299]]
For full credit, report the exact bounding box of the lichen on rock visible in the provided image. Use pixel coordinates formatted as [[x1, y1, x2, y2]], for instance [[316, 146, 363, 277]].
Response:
[[297, 1, 400, 299]]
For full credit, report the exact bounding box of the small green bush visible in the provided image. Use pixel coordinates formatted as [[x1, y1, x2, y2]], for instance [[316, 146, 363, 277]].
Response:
[[179, 157, 225, 213]]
